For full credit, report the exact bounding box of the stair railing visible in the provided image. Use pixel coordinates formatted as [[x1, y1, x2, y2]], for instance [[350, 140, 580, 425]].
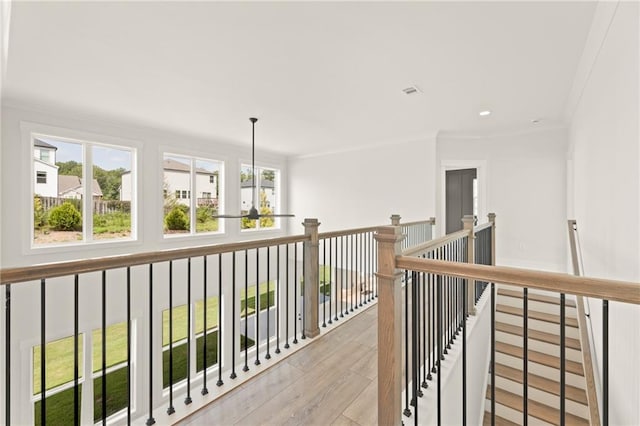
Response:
[[376, 219, 640, 425], [568, 219, 601, 426]]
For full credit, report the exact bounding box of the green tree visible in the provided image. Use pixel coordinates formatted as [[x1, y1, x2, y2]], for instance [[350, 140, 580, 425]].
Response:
[[56, 161, 83, 177], [261, 169, 275, 182]]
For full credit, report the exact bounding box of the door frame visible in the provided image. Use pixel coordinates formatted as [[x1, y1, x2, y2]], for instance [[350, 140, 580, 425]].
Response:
[[438, 160, 487, 237]]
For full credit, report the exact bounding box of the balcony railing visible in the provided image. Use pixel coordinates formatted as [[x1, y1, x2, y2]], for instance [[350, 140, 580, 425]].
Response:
[[0, 215, 433, 425]]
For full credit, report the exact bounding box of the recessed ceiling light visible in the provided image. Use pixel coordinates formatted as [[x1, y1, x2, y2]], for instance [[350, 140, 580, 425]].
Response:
[[531, 118, 541, 124], [479, 110, 491, 117], [402, 86, 421, 95]]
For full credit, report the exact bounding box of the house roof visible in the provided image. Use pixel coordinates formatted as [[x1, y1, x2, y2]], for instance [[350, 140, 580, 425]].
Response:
[[163, 158, 215, 175], [241, 178, 274, 189], [58, 175, 103, 197], [34, 139, 58, 150]]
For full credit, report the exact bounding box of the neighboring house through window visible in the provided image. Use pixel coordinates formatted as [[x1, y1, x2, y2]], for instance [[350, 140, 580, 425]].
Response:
[[161, 153, 222, 235], [32, 134, 135, 246], [240, 165, 279, 230]]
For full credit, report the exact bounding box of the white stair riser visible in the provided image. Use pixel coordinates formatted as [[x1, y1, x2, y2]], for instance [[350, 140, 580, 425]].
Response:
[[498, 296, 578, 317], [493, 376, 589, 419], [496, 331, 583, 363], [485, 400, 555, 426], [498, 286, 579, 303], [496, 312, 580, 340], [495, 352, 585, 388]]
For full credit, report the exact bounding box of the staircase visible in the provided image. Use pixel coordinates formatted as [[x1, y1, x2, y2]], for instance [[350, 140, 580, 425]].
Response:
[[483, 286, 591, 425]]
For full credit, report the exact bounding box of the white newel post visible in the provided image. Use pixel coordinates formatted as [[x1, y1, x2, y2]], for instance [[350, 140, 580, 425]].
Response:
[[375, 226, 404, 426], [462, 215, 476, 315]]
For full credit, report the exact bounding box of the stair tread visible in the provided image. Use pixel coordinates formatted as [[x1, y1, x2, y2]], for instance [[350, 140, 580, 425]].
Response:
[[496, 341, 584, 376], [495, 321, 581, 350], [497, 305, 579, 328], [498, 288, 576, 307], [486, 387, 589, 426], [494, 363, 588, 405], [482, 411, 520, 426]]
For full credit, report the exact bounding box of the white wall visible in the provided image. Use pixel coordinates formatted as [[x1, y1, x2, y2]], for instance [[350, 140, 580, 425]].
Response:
[[438, 128, 568, 272], [288, 138, 437, 232], [567, 2, 639, 424]]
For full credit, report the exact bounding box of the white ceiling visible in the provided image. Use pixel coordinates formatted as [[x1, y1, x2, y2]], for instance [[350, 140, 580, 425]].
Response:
[[3, 1, 596, 156]]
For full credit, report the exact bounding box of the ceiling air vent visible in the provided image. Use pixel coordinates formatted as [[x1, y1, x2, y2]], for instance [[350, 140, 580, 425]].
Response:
[[402, 86, 421, 95]]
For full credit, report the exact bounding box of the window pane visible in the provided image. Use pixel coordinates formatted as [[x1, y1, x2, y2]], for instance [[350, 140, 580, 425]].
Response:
[[259, 168, 277, 229], [195, 295, 220, 372], [162, 304, 189, 388], [91, 321, 130, 421], [163, 155, 191, 235], [240, 165, 278, 230], [240, 165, 256, 229], [33, 334, 84, 395], [33, 138, 83, 245], [195, 159, 221, 233], [92, 145, 132, 240]]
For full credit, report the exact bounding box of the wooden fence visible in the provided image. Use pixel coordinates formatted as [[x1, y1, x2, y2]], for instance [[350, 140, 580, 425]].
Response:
[[36, 196, 131, 214]]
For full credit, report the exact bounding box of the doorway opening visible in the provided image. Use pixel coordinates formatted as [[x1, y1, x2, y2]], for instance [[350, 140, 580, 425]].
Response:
[[445, 168, 478, 233]]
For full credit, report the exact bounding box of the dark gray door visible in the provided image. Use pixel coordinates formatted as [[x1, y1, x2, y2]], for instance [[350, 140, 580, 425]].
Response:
[[446, 168, 476, 233]]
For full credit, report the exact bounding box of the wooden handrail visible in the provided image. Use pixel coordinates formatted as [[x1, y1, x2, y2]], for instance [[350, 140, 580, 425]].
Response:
[[400, 218, 436, 227], [474, 221, 493, 233], [318, 226, 380, 239], [395, 256, 640, 305], [0, 234, 309, 285], [402, 229, 470, 257]]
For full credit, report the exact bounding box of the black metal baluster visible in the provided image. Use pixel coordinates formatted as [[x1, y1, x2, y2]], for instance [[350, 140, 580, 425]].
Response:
[[301, 245, 306, 340], [421, 271, 427, 389], [322, 240, 327, 327], [185, 259, 192, 404], [560, 293, 565, 426], [412, 272, 419, 426], [293, 244, 298, 344], [74, 275, 79, 426], [350, 234, 354, 312], [266, 246, 272, 359], [217, 254, 224, 387], [603, 299, 609, 426], [127, 268, 131, 425], [202, 257, 208, 395], [490, 282, 495, 426], [276, 246, 281, 354], [101, 270, 107, 424], [40, 278, 46, 426], [437, 274, 442, 426], [243, 250, 249, 371], [341, 236, 346, 317], [5, 284, 10, 426], [255, 249, 261, 364], [358, 233, 362, 308], [462, 273, 467, 426], [403, 270, 411, 418], [285, 244, 290, 349], [230, 252, 237, 380], [329, 238, 335, 324], [524, 288, 528, 425], [167, 262, 175, 415], [147, 265, 155, 425], [427, 269, 433, 380]]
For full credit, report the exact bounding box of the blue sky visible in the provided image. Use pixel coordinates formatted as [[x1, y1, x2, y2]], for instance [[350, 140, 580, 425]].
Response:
[[39, 137, 132, 171]]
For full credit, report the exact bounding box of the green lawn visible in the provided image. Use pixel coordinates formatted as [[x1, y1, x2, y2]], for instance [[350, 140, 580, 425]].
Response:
[[163, 330, 254, 388], [34, 384, 82, 426], [93, 212, 131, 234], [93, 366, 129, 421]]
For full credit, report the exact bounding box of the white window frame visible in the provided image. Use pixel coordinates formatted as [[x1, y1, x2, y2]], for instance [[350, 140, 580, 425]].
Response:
[[239, 164, 281, 232], [162, 152, 224, 237], [22, 122, 141, 253]]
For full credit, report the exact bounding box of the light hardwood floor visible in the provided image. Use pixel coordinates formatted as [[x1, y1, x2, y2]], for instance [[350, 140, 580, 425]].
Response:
[[179, 305, 378, 426]]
